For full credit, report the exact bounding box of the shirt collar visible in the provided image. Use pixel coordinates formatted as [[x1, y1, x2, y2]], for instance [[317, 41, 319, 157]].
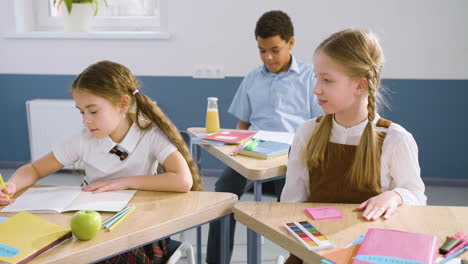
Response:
[[97, 122, 142, 155], [118, 122, 142, 153], [332, 113, 381, 136], [261, 54, 300, 75], [288, 55, 300, 74]]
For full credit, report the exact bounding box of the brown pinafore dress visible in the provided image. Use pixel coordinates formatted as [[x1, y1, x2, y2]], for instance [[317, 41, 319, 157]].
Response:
[[285, 117, 392, 264]]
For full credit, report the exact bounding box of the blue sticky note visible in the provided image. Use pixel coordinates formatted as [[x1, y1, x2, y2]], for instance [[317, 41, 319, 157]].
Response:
[[0, 217, 8, 224], [0, 243, 20, 257], [354, 255, 425, 264]]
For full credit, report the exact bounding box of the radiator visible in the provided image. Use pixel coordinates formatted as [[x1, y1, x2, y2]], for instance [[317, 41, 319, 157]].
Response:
[[26, 99, 83, 169]]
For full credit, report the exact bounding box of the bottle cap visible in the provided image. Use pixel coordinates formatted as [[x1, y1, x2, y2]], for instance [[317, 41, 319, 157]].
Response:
[[208, 97, 218, 101]]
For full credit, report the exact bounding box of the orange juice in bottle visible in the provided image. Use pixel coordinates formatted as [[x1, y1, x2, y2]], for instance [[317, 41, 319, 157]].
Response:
[[206, 97, 220, 133]]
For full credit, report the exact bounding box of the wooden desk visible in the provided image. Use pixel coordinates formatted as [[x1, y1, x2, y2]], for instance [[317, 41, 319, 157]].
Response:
[[234, 202, 468, 263], [0, 190, 238, 264], [188, 127, 288, 263], [187, 127, 287, 183]]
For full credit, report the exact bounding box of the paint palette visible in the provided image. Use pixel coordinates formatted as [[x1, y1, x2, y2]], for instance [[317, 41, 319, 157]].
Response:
[[284, 221, 334, 251]]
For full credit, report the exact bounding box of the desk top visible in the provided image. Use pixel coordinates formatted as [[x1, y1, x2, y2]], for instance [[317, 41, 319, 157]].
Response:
[[233, 202, 468, 262], [188, 127, 287, 181], [0, 190, 238, 264]]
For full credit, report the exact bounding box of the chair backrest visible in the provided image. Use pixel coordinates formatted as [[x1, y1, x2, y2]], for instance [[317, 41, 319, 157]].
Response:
[[180, 131, 192, 152]]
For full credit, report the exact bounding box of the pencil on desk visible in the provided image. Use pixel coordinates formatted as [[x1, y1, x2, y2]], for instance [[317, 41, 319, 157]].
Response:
[[0, 173, 10, 200], [108, 206, 136, 232], [229, 144, 242, 156], [104, 205, 135, 229], [103, 205, 133, 227], [229, 139, 252, 156]]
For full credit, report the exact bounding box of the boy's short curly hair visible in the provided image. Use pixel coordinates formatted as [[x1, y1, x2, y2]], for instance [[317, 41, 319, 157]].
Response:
[[255, 10, 294, 41]]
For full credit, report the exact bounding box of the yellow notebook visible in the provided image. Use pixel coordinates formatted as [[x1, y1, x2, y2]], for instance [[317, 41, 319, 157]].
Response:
[[0, 211, 72, 264]]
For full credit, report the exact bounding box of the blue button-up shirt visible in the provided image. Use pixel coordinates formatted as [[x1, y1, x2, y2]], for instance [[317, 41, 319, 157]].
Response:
[[228, 55, 322, 132]]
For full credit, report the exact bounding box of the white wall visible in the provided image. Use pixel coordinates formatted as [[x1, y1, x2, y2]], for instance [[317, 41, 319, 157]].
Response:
[[1, 0, 467, 79]]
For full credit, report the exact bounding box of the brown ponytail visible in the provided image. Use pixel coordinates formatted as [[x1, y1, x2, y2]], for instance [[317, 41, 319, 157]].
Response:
[[133, 93, 202, 191]]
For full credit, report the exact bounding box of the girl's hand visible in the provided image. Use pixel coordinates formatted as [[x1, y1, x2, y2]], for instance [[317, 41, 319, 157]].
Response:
[[82, 178, 129, 194], [0, 182, 17, 205], [356, 191, 403, 221]]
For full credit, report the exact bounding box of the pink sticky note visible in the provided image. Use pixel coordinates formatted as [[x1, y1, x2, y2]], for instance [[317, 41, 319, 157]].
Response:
[[304, 206, 343, 220]]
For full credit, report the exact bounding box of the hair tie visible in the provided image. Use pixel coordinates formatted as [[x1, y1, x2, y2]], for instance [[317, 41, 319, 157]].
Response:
[[132, 89, 140, 95]]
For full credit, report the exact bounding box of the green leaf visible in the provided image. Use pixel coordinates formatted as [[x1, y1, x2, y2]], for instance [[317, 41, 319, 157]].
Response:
[[93, 1, 98, 16], [64, 0, 73, 13]]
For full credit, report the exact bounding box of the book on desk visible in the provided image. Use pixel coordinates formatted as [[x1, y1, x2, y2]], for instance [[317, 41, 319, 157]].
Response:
[[322, 228, 440, 264], [237, 140, 290, 159], [202, 130, 257, 144], [0, 211, 72, 264], [353, 228, 439, 264], [1, 186, 136, 213]]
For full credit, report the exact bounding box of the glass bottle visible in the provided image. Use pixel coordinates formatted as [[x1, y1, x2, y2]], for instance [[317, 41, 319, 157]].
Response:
[[205, 97, 220, 133]]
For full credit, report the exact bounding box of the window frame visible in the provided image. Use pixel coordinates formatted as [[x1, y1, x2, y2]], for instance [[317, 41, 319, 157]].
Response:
[[16, 0, 168, 33]]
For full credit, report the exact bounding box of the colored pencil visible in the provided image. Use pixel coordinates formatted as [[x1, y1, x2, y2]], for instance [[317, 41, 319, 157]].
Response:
[[108, 206, 136, 232]]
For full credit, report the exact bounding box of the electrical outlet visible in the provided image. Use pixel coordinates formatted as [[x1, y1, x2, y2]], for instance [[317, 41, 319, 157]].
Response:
[[193, 64, 225, 79]]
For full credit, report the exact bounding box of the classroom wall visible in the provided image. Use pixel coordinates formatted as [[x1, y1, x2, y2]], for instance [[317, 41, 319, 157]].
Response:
[[1, 1, 467, 182], [1, 0, 467, 78]]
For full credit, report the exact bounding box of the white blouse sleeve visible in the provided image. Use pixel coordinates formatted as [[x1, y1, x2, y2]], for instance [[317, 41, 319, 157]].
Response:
[[387, 128, 427, 205], [280, 121, 315, 203], [150, 128, 178, 164], [52, 130, 82, 166]]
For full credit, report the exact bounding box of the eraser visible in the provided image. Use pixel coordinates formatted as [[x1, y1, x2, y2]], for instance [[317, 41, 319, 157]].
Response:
[[439, 237, 462, 254]]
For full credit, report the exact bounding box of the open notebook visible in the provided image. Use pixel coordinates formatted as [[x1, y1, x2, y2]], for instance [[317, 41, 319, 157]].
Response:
[[1, 186, 136, 213]]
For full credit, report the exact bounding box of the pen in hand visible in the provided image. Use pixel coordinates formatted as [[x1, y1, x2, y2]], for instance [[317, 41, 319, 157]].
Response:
[[0, 173, 11, 201]]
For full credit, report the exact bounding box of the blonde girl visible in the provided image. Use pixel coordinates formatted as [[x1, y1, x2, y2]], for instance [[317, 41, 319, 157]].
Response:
[[281, 29, 426, 264], [1, 60, 202, 263]]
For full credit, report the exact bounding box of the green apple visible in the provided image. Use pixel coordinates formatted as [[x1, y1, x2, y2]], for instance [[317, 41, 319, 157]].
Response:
[[70, 210, 102, 241]]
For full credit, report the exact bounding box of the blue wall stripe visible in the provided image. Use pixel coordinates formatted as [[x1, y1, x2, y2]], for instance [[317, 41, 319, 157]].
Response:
[[0, 74, 467, 180]]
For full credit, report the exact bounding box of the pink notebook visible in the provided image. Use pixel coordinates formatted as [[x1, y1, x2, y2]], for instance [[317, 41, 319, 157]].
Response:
[[305, 206, 343, 220], [352, 228, 440, 264]]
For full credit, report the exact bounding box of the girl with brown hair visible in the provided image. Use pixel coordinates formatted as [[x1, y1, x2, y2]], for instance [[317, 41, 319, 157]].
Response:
[[1, 60, 202, 263]]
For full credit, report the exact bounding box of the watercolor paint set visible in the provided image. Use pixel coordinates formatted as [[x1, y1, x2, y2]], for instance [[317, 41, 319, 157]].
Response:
[[283, 221, 334, 251]]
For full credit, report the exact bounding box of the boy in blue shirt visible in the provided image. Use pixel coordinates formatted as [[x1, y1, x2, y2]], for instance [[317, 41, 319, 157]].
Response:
[[206, 10, 322, 263]]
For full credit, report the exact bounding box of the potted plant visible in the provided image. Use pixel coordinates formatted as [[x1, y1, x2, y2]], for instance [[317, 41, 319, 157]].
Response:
[[54, 0, 107, 32]]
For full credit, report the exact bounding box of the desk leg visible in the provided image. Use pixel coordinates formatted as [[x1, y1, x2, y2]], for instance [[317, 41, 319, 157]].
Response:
[[253, 180, 262, 202], [247, 180, 262, 264], [247, 228, 261, 264], [193, 144, 201, 170], [197, 226, 202, 264], [220, 214, 230, 264]]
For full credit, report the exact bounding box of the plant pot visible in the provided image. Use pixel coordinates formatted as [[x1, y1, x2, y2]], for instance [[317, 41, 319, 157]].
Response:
[[63, 3, 95, 32]]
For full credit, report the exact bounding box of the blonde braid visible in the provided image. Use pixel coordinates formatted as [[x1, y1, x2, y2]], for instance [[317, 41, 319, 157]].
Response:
[[348, 68, 382, 192], [305, 114, 333, 170]]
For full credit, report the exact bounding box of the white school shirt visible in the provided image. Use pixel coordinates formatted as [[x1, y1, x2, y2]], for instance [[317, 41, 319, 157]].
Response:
[[281, 114, 427, 205], [52, 123, 177, 184], [228, 55, 322, 132]]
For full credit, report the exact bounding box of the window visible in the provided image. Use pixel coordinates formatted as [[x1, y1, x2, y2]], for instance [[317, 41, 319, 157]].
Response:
[[38, 0, 163, 31], [11, 0, 169, 38]]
